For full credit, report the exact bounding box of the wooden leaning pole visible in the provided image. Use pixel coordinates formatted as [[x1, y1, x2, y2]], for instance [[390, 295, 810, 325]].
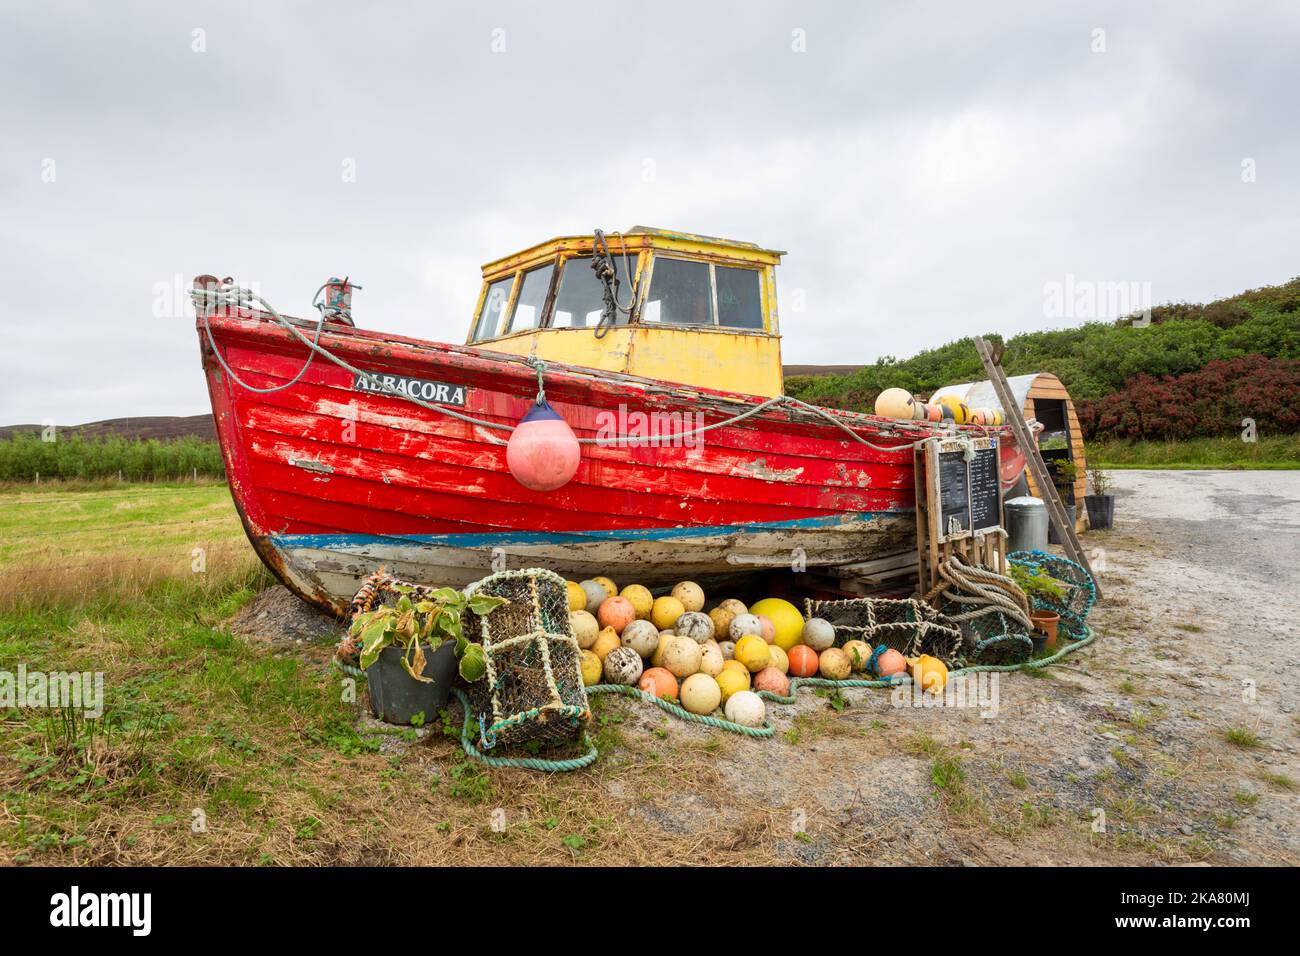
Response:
[[973, 337, 1101, 599]]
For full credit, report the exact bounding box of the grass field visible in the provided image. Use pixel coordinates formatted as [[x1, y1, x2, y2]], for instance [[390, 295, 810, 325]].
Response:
[[1089, 434, 1300, 470], [0, 484, 760, 865], [0, 483, 257, 611]]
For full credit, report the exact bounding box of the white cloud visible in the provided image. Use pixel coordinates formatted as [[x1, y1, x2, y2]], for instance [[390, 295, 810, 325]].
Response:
[[1, 0, 1297, 424]]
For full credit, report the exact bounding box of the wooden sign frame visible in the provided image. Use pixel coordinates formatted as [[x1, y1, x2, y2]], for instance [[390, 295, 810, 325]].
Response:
[[915, 436, 1008, 603], [923, 437, 1003, 544]]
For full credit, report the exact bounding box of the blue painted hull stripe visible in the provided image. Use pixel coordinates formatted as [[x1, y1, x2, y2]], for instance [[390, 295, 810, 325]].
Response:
[[269, 511, 908, 552]]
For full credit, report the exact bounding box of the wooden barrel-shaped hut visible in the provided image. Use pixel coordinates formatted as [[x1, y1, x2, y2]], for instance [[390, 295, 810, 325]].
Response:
[[930, 372, 1086, 531]]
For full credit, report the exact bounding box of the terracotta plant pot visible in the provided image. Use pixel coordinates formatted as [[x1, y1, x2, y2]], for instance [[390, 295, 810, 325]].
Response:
[[1029, 609, 1060, 649]]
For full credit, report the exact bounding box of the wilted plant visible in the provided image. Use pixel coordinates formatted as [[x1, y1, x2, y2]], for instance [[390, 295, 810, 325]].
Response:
[[342, 586, 507, 683]]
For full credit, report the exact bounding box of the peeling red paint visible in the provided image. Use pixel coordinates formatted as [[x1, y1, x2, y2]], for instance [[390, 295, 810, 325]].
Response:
[[197, 304, 1007, 611]]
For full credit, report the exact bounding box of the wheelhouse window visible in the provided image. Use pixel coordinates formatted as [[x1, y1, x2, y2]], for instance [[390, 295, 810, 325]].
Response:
[[643, 257, 764, 330], [504, 263, 554, 333], [645, 257, 711, 326], [551, 255, 637, 328], [715, 264, 764, 330], [473, 276, 514, 341]]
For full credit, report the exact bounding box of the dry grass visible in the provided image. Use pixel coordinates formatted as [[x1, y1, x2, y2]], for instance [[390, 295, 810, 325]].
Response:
[[0, 483, 252, 611], [0, 541, 262, 613]]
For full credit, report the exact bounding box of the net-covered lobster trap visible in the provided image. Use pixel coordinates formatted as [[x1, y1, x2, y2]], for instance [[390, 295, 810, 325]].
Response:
[[463, 568, 590, 752], [922, 555, 1039, 666], [1008, 550, 1097, 641], [803, 596, 963, 664], [943, 600, 1034, 666]]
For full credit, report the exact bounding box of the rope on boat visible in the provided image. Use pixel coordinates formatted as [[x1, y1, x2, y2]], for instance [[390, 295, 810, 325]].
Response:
[[192, 282, 919, 454]]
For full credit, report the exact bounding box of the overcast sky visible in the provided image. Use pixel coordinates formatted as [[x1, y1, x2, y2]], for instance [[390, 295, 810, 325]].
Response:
[[2, 1, 1297, 425]]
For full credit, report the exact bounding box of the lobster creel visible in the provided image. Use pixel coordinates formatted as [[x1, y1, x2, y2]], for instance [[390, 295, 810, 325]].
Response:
[[804, 596, 963, 663], [464, 568, 590, 752]]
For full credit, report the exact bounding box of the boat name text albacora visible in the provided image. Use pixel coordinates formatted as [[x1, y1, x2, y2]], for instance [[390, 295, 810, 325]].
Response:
[[353, 373, 466, 406]]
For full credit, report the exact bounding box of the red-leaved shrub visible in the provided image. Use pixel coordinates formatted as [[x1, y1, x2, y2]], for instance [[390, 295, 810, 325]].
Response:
[[1077, 356, 1300, 440]]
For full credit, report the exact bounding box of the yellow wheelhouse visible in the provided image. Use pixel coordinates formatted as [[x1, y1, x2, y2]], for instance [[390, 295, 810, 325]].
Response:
[[467, 227, 785, 397]]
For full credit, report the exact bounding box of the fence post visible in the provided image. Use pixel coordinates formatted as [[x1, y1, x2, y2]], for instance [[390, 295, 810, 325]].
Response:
[[193, 467, 198, 482], [35, 471, 40, 485]]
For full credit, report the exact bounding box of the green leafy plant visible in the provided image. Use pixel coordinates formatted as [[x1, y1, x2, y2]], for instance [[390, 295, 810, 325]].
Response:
[[342, 587, 507, 683], [1008, 563, 1067, 603], [1087, 464, 1113, 496], [1049, 458, 1079, 488]]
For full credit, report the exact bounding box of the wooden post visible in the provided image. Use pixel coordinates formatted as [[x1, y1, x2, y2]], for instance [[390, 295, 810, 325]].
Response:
[[974, 337, 1102, 598]]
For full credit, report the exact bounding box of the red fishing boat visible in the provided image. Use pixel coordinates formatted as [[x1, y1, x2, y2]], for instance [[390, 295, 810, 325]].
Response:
[[196, 228, 1015, 615]]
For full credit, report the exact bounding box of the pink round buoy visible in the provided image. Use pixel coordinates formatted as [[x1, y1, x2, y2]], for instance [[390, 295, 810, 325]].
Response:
[[505, 400, 580, 491], [875, 648, 908, 678]]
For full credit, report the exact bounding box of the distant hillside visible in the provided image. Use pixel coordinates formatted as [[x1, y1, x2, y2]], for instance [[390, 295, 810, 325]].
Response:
[[786, 278, 1300, 441], [783, 364, 864, 378], [0, 414, 216, 442]]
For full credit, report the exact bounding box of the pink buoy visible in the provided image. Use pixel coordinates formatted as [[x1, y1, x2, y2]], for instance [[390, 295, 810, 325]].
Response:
[[506, 399, 581, 491], [875, 648, 908, 678]]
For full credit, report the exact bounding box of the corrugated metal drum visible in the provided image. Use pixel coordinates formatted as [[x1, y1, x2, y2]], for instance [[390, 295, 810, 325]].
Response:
[[1005, 496, 1049, 553]]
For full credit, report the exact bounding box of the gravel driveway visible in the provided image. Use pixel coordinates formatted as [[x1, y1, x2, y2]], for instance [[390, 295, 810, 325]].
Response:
[[592, 469, 1300, 865]]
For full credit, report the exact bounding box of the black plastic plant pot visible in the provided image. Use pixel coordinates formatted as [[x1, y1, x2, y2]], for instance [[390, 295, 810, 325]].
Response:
[[1048, 504, 1077, 544], [1085, 493, 1115, 531], [365, 642, 457, 726]]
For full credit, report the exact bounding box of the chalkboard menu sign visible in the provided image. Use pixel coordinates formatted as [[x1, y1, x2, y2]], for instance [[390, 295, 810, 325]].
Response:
[[936, 449, 971, 537], [925, 437, 1003, 543], [969, 443, 1002, 532]]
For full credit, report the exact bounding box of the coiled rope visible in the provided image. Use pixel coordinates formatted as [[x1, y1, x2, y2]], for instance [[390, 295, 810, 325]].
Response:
[[192, 282, 920, 454], [923, 552, 1033, 632]]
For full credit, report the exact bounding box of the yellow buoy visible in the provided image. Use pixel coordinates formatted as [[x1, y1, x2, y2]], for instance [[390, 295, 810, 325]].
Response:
[[566, 580, 587, 612], [591, 627, 621, 661], [749, 598, 804, 651], [936, 396, 970, 424], [909, 654, 949, 694], [651, 595, 686, 630], [620, 583, 654, 619], [579, 649, 603, 686], [874, 387, 916, 420], [715, 665, 750, 702], [734, 635, 771, 673]]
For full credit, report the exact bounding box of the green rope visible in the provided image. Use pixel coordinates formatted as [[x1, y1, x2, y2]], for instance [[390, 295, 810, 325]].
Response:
[[334, 625, 1095, 773], [586, 683, 774, 738], [756, 675, 901, 705], [451, 687, 599, 772]]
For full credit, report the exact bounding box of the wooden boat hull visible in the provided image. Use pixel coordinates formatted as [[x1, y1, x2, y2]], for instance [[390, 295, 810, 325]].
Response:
[[198, 306, 958, 615]]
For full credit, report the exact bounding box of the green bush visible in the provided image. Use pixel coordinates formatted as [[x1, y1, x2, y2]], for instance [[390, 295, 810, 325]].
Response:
[[785, 277, 1300, 438], [0, 435, 225, 482]]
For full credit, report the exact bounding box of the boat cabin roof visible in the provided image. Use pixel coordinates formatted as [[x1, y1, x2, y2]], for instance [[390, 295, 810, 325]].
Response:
[[470, 227, 784, 345], [466, 228, 787, 396]]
